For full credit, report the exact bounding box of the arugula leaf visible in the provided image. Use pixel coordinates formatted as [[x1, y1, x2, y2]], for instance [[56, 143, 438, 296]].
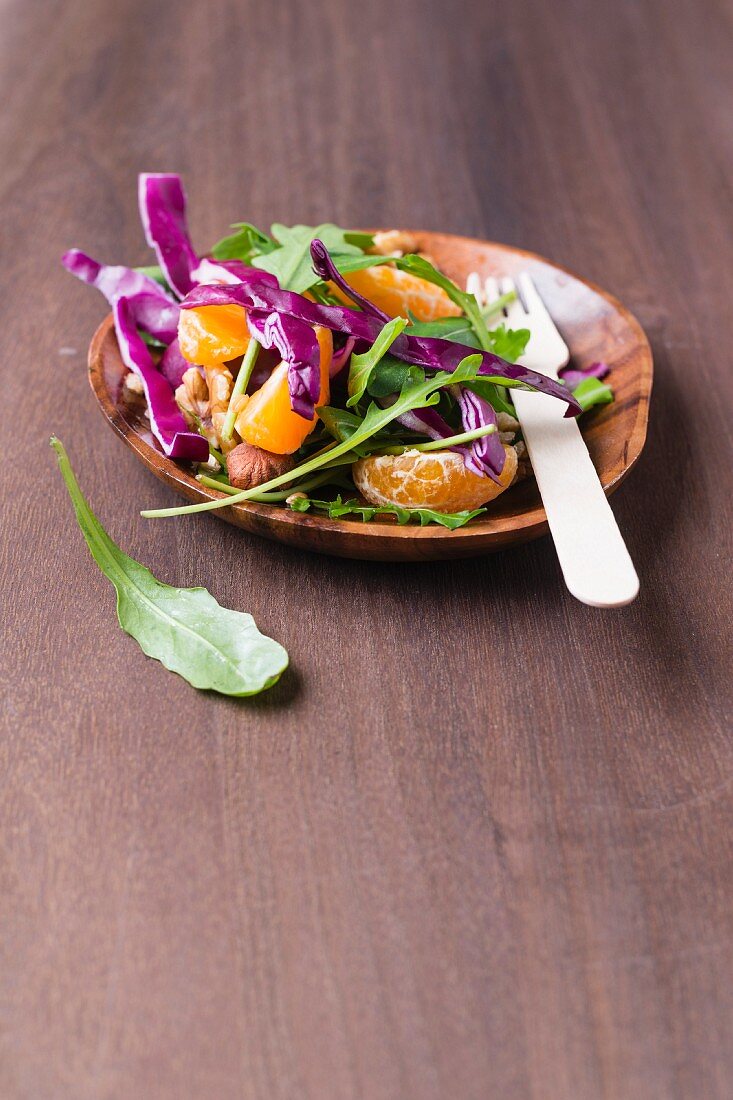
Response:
[[318, 405, 412, 457], [571, 376, 614, 412], [289, 494, 485, 530], [395, 253, 492, 350], [211, 222, 275, 263], [134, 264, 169, 287], [409, 316, 481, 345], [408, 317, 527, 417], [318, 406, 365, 444], [140, 331, 167, 349], [142, 355, 484, 518], [484, 323, 531, 363], [408, 317, 529, 361], [343, 230, 375, 250], [326, 253, 391, 274], [366, 356, 424, 399], [347, 316, 407, 407], [52, 437, 288, 695], [252, 223, 363, 292], [462, 379, 517, 417]]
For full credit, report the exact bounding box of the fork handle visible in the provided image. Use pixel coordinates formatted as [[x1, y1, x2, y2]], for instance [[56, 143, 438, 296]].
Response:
[[512, 390, 639, 607]]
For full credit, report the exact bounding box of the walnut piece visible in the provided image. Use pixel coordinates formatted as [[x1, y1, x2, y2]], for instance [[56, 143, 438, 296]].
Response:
[[226, 443, 295, 490], [175, 367, 209, 424], [123, 371, 144, 396], [175, 365, 240, 453], [511, 440, 533, 484]]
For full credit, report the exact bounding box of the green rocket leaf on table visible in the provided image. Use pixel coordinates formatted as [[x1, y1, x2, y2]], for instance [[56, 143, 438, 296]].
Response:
[[211, 222, 275, 264], [141, 354, 485, 519], [288, 494, 486, 530], [252, 223, 365, 293], [51, 437, 288, 696]]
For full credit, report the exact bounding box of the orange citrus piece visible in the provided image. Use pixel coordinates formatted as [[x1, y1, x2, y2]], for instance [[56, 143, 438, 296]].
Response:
[[353, 447, 517, 512], [235, 326, 333, 454], [178, 304, 250, 365], [331, 265, 462, 321]]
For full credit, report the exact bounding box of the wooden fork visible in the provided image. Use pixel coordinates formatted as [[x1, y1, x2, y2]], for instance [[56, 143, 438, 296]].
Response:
[[467, 271, 639, 607]]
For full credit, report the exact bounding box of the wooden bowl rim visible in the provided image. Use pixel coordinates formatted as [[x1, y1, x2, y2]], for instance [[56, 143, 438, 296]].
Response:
[[88, 231, 653, 550]]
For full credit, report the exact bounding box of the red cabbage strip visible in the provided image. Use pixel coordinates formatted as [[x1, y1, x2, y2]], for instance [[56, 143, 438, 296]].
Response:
[[559, 360, 610, 390], [62, 249, 180, 342], [394, 401, 504, 482], [138, 174, 199, 298], [113, 298, 208, 461], [191, 257, 267, 286], [330, 336, 356, 377], [452, 385, 505, 482], [181, 281, 581, 416], [247, 311, 321, 419], [158, 338, 190, 388], [310, 239, 391, 322]]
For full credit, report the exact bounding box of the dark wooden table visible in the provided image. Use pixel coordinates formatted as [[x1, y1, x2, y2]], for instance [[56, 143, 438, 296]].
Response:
[[2, 1, 732, 1096]]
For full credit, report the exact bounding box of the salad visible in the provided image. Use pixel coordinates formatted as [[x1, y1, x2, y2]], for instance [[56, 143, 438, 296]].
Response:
[[64, 174, 612, 531]]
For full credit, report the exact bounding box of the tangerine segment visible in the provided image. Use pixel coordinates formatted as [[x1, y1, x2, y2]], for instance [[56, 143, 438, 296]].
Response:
[[353, 447, 517, 512], [235, 326, 333, 454], [178, 304, 250, 365], [331, 265, 462, 322]]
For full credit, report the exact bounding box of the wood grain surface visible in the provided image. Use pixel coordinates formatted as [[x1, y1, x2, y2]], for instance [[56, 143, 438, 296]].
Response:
[[1, 0, 731, 1097]]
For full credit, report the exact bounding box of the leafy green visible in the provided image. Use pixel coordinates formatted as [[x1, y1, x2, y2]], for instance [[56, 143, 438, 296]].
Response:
[[52, 437, 287, 695], [571, 376, 614, 412], [347, 316, 407, 407], [394, 253, 493, 350], [366, 357, 425, 399], [142, 355, 484, 518], [134, 264, 169, 287], [211, 222, 275, 263], [252, 223, 364, 292], [408, 317, 530, 362], [325, 253, 391, 275], [462, 379, 516, 417], [318, 406, 369, 448], [409, 316, 481, 345], [483, 323, 531, 363], [289, 494, 485, 530], [407, 317, 527, 417], [343, 230, 375, 250], [140, 331, 167, 350]]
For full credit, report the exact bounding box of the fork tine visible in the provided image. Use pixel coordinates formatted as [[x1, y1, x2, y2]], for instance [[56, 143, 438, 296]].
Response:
[[501, 275, 526, 325], [484, 275, 500, 305], [465, 272, 483, 301], [518, 272, 544, 312]]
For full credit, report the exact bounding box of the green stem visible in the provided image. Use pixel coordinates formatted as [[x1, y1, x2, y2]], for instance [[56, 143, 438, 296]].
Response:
[[220, 338, 260, 442], [480, 290, 516, 320], [208, 444, 227, 468], [197, 466, 350, 503], [141, 360, 480, 519], [197, 474, 241, 495], [377, 423, 498, 455], [142, 442, 360, 518]]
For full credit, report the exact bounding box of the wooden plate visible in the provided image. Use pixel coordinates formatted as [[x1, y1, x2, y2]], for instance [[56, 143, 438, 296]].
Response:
[[88, 233, 652, 561]]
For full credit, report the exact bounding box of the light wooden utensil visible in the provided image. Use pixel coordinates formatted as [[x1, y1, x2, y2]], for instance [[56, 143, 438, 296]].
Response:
[[468, 270, 640, 605]]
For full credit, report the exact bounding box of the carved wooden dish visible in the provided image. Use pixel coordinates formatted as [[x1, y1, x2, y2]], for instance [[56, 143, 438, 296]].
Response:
[[88, 233, 653, 561]]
